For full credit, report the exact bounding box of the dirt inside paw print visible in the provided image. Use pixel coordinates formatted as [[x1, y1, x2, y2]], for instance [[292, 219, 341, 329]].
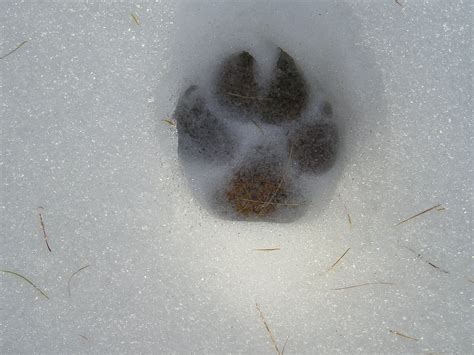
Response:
[[174, 47, 339, 222]]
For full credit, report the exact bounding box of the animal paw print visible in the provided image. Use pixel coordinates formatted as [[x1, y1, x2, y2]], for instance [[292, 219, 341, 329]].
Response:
[[174, 48, 338, 223]]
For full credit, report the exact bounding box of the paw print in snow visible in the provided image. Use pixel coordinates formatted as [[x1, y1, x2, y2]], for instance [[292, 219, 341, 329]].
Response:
[[174, 48, 338, 223]]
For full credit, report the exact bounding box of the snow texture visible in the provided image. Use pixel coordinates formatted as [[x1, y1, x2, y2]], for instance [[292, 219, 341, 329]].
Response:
[[1, 0, 472, 354]]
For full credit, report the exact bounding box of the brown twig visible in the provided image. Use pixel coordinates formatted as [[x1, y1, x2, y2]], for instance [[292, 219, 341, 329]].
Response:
[[331, 282, 394, 291], [0, 40, 28, 60], [38, 211, 52, 252], [68, 265, 90, 297], [327, 248, 350, 272], [389, 329, 418, 341], [395, 204, 442, 226], [256, 303, 281, 355]]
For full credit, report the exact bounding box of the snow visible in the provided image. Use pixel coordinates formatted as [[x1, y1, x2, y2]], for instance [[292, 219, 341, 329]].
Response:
[[1, 0, 472, 353]]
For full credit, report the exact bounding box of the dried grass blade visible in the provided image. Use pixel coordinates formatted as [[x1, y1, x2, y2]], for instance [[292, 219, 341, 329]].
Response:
[[1, 269, 49, 299]]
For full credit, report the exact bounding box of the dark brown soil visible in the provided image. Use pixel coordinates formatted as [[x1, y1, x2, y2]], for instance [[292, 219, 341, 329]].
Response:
[[225, 161, 290, 217]]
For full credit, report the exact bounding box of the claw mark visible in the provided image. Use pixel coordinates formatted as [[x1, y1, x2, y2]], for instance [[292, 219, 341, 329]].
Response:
[[0, 40, 28, 60], [331, 282, 394, 291], [389, 329, 418, 341], [38, 209, 52, 252], [395, 204, 442, 226], [1, 270, 49, 299], [327, 248, 350, 272]]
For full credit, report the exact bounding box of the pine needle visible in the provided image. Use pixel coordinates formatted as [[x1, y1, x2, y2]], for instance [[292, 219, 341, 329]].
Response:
[[239, 198, 300, 207], [389, 329, 418, 341], [1, 269, 49, 299], [331, 282, 394, 291], [227, 92, 272, 101], [327, 248, 350, 272], [130, 13, 140, 26], [339, 194, 352, 231], [250, 117, 264, 134], [162, 119, 176, 127], [281, 336, 290, 355], [68, 265, 91, 297], [256, 303, 281, 355], [38, 211, 52, 252], [401, 246, 449, 273], [395, 204, 442, 226], [0, 40, 28, 60]]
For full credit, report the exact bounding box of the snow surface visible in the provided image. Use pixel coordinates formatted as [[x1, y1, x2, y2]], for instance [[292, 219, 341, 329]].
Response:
[[1, 0, 472, 354]]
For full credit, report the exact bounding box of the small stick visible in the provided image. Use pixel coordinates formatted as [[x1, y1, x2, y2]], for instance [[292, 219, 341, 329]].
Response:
[[389, 329, 418, 341], [331, 282, 394, 291], [0, 40, 28, 60], [68, 265, 90, 297], [327, 248, 350, 272], [1, 270, 49, 299], [395, 204, 442, 226], [254, 247, 281, 252], [130, 13, 140, 25], [162, 119, 176, 127], [38, 211, 52, 252], [256, 303, 280, 355]]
